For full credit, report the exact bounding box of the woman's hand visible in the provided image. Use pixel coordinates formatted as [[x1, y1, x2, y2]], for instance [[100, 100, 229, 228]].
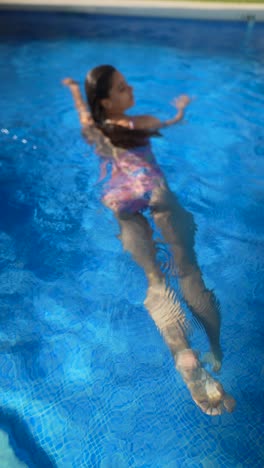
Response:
[[173, 95, 191, 111], [159, 94, 191, 128], [62, 78, 79, 88]]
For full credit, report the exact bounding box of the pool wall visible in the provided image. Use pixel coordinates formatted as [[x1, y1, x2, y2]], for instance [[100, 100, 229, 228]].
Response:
[[1, 0, 264, 22]]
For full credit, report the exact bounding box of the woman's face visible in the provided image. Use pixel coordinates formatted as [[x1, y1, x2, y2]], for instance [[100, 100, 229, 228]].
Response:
[[102, 70, 134, 114]]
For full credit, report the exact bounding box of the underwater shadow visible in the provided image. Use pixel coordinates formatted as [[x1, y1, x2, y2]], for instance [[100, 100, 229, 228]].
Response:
[[0, 406, 56, 468]]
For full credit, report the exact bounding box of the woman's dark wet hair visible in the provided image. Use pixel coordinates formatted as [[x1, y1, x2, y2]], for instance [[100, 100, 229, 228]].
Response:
[[84, 64, 159, 149]]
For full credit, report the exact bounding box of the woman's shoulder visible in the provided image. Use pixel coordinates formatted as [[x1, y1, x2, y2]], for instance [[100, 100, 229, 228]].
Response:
[[105, 115, 159, 131], [105, 118, 134, 129], [131, 115, 161, 130]]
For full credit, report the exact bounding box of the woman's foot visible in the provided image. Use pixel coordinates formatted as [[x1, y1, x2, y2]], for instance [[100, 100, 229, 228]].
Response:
[[175, 349, 236, 416], [202, 350, 222, 372]]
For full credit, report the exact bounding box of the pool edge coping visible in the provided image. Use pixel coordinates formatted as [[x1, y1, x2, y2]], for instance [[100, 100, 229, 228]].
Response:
[[0, 0, 264, 22]]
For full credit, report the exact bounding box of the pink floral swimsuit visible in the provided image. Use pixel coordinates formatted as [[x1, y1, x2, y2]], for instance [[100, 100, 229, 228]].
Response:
[[101, 143, 165, 214]]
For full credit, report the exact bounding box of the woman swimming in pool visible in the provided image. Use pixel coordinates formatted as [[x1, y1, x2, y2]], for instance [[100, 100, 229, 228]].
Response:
[[63, 65, 235, 415]]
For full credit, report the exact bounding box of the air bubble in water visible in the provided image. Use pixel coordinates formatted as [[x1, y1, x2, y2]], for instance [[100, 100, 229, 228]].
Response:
[[2, 128, 38, 151]]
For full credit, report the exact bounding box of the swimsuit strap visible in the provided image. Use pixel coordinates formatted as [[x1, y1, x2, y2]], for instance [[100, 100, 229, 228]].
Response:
[[128, 119, 135, 130], [104, 118, 134, 129]]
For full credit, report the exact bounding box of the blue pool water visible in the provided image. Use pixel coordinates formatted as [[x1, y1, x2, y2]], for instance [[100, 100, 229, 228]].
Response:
[[0, 10, 264, 467]]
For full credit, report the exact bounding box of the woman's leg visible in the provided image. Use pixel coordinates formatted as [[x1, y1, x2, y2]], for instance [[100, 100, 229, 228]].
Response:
[[116, 212, 162, 286], [151, 187, 222, 370], [116, 212, 189, 352], [116, 211, 235, 414]]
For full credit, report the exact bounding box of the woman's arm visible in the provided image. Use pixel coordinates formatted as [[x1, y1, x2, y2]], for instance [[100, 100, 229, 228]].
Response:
[[62, 78, 117, 159], [133, 95, 191, 131], [62, 78, 93, 127]]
